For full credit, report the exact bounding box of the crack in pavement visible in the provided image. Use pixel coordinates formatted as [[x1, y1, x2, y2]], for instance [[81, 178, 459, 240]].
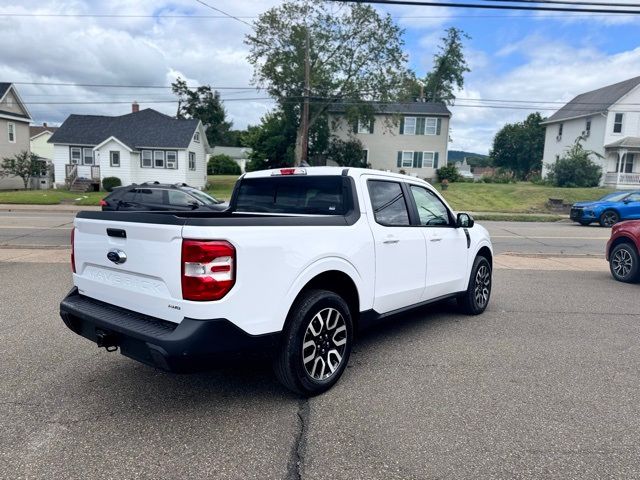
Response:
[[287, 399, 310, 480], [2, 220, 73, 244]]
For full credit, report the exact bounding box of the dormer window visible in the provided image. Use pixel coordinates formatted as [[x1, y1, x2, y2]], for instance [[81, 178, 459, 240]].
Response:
[[193, 132, 200, 143]]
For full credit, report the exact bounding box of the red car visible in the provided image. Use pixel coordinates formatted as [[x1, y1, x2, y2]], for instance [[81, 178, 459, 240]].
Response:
[[606, 220, 640, 283]]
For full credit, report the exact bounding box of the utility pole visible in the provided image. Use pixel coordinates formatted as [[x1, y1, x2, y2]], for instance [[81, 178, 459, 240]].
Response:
[[299, 27, 311, 166]]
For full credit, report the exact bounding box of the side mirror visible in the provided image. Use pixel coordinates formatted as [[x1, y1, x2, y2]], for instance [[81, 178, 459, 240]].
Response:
[[188, 201, 200, 210], [457, 213, 474, 229]]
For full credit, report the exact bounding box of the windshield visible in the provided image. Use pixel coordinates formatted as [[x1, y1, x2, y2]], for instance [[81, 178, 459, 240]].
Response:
[[188, 189, 221, 205], [599, 192, 630, 202]]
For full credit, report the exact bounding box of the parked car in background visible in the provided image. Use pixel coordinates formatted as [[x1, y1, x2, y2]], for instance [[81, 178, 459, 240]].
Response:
[[570, 191, 640, 227], [606, 220, 640, 283], [99, 182, 227, 212]]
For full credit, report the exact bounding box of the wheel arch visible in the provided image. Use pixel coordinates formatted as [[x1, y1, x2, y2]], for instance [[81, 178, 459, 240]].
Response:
[[476, 245, 493, 267], [608, 235, 638, 257]]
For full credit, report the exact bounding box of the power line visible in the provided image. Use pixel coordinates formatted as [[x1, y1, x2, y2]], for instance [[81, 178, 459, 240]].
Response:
[[482, 0, 640, 7], [193, 0, 254, 28], [13, 81, 259, 90], [329, 0, 640, 14]]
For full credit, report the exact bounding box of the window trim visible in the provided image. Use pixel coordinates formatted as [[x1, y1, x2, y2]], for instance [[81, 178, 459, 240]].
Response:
[[422, 151, 435, 168], [70, 147, 81, 165], [193, 131, 200, 143], [424, 118, 437, 136], [109, 150, 120, 167], [357, 119, 373, 134], [366, 179, 412, 228], [154, 150, 165, 168], [401, 150, 414, 168], [166, 150, 178, 169], [188, 151, 196, 171], [403, 116, 417, 135], [613, 113, 624, 134], [82, 147, 94, 166], [7, 122, 15, 143], [141, 150, 153, 168]]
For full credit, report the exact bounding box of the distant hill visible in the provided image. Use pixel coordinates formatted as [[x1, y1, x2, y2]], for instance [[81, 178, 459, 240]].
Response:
[[448, 150, 491, 168]]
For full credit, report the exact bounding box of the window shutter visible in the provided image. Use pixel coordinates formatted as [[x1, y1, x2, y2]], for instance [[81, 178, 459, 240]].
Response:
[[413, 151, 419, 168], [399, 117, 405, 135], [433, 152, 439, 169], [369, 119, 374, 134], [397, 151, 402, 168], [417, 152, 424, 168], [436, 118, 442, 135], [353, 119, 359, 133], [417, 117, 425, 135]]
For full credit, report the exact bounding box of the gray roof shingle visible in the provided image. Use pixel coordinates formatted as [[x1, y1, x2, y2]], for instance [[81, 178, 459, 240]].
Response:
[[48, 109, 200, 149], [328, 101, 451, 116], [542, 76, 640, 124], [604, 136, 640, 149]]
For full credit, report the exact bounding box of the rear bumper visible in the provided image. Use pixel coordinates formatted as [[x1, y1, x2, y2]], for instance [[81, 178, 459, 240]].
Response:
[[59, 288, 279, 372]]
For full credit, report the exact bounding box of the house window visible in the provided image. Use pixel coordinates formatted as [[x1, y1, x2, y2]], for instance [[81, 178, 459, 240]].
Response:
[[401, 151, 414, 168], [70, 147, 81, 165], [188, 151, 196, 171], [7, 123, 15, 143], [425, 118, 437, 135], [362, 149, 369, 165], [141, 150, 152, 168], [357, 119, 373, 134], [403, 117, 416, 135], [154, 151, 165, 168], [82, 148, 94, 165], [558, 123, 563, 138], [193, 132, 200, 143], [166, 151, 178, 169], [585, 118, 592, 134], [618, 154, 634, 173], [613, 113, 624, 134], [110, 151, 120, 167], [422, 152, 435, 168]]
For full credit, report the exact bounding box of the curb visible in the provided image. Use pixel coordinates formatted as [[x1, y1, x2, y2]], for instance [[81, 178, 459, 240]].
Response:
[[0, 204, 100, 213]]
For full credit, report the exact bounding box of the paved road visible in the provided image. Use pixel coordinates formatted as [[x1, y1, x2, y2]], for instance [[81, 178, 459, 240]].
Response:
[[1, 260, 639, 479], [0, 211, 611, 255]]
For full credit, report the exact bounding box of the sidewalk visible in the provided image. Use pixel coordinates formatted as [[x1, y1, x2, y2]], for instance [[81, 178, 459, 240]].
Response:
[[0, 203, 100, 213]]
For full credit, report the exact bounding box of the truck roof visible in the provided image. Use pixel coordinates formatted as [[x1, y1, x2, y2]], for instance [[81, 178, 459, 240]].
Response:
[[242, 166, 432, 185]]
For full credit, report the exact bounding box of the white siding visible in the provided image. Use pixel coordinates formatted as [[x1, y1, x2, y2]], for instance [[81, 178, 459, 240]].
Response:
[[52, 144, 98, 186], [605, 85, 640, 146], [96, 140, 134, 186]]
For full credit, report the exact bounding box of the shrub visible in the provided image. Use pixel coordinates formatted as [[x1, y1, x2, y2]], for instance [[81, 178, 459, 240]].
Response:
[[208, 154, 241, 175], [480, 169, 516, 184], [102, 176, 122, 192], [547, 140, 602, 188], [436, 164, 461, 183]]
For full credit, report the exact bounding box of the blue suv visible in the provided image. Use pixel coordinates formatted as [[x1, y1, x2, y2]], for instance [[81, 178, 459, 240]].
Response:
[[570, 191, 640, 227]]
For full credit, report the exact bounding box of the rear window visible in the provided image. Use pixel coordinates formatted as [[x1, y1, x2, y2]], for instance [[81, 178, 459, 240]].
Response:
[[235, 176, 348, 215]]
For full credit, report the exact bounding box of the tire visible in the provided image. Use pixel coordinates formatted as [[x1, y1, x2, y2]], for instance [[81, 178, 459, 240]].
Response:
[[599, 210, 619, 228], [458, 256, 492, 315], [609, 243, 640, 283], [273, 289, 353, 396], [579, 220, 591, 226]]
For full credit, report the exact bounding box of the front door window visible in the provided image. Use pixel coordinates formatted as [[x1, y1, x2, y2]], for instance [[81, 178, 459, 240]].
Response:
[[617, 154, 634, 173]]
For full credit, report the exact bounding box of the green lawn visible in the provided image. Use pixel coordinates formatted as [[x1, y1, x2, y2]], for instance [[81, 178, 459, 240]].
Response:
[[0, 177, 615, 213], [436, 182, 615, 213]]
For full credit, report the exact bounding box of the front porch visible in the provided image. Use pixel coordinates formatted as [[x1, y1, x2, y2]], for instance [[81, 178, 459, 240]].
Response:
[[604, 137, 640, 190], [65, 164, 101, 192]]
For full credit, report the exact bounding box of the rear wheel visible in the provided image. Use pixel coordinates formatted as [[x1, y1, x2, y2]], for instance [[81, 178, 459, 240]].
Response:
[[274, 289, 353, 396], [609, 243, 640, 283], [458, 256, 492, 315], [600, 210, 619, 228]]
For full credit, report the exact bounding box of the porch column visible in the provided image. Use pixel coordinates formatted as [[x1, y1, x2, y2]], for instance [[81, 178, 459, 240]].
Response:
[[617, 150, 627, 186]]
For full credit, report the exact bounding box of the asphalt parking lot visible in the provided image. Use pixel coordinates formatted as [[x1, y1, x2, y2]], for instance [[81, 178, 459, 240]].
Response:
[[1, 242, 639, 479]]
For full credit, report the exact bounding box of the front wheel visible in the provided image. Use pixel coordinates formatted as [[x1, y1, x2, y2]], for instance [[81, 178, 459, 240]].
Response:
[[274, 289, 353, 396], [609, 243, 640, 283], [600, 210, 619, 227], [458, 256, 492, 315]]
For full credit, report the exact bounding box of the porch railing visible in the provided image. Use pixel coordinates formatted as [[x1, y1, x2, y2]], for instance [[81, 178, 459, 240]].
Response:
[[91, 165, 100, 180], [605, 172, 640, 185], [65, 164, 78, 188]]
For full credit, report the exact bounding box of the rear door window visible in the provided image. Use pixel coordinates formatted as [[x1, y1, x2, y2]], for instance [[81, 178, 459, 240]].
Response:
[[235, 176, 346, 215], [367, 180, 410, 226], [135, 188, 166, 205], [167, 190, 195, 207]]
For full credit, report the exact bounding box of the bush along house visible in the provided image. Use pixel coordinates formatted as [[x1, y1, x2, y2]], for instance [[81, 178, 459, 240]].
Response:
[[327, 101, 451, 180], [48, 103, 210, 191]]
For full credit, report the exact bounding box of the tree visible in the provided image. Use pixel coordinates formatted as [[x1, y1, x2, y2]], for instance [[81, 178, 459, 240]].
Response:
[[547, 138, 602, 187], [244, 111, 297, 172], [490, 112, 546, 180], [208, 154, 241, 176], [246, 0, 411, 165], [405, 28, 470, 104], [0, 151, 45, 189], [325, 137, 367, 168], [171, 77, 232, 146]]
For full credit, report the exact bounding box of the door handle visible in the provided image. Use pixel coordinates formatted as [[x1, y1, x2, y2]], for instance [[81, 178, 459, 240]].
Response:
[[430, 237, 442, 242], [383, 237, 399, 244]]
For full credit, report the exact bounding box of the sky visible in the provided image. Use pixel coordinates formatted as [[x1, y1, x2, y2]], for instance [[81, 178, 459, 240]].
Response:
[[2, 0, 640, 155]]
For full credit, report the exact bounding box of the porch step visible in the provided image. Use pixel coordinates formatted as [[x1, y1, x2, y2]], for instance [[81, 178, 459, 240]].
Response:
[[70, 179, 97, 193]]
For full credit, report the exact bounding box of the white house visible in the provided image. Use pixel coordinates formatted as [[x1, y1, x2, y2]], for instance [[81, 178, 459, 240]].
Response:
[[211, 146, 252, 173], [30, 123, 58, 161], [48, 104, 210, 190], [541, 76, 640, 189], [0, 82, 33, 190]]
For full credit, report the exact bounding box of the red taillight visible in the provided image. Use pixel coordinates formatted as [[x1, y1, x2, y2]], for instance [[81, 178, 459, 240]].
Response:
[[99, 199, 108, 207], [181, 240, 235, 301], [70, 227, 76, 273]]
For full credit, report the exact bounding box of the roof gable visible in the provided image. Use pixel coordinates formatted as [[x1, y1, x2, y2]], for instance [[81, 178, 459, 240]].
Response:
[[0, 83, 33, 122], [542, 76, 640, 124], [48, 108, 200, 149]]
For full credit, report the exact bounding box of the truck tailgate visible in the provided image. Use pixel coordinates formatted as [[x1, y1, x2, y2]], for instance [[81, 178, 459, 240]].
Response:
[[73, 217, 184, 323]]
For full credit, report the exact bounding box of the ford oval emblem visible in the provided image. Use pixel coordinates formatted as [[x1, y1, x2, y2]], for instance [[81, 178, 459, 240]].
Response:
[[107, 249, 127, 265]]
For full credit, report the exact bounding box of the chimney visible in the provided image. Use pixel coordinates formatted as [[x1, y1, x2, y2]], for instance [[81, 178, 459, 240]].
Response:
[[132, 101, 139, 113], [43, 122, 47, 128]]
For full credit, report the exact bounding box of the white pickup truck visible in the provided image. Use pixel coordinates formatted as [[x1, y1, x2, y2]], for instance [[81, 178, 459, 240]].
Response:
[[60, 167, 493, 395]]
